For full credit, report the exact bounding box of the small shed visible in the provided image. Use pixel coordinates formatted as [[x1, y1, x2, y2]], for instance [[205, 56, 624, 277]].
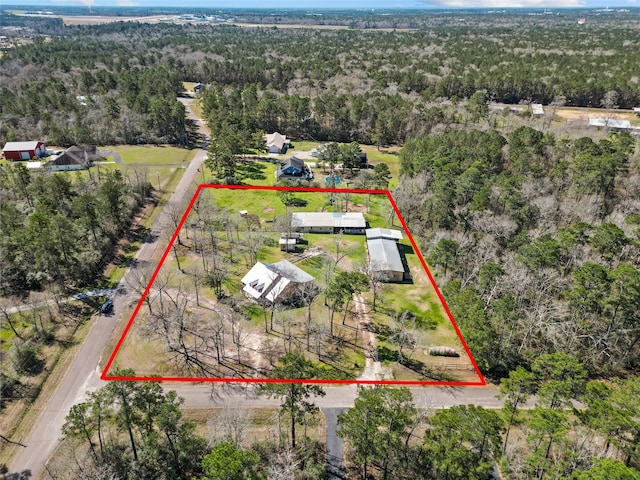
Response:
[[26, 161, 43, 170], [279, 238, 296, 252], [531, 104, 544, 116]]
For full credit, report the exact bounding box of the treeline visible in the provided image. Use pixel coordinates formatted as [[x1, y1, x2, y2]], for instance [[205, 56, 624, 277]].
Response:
[[0, 165, 151, 295], [2, 19, 640, 146], [1, 35, 186, 146], [201, 82, 441, 146], [396, 127, 639, 378], [0, 12, 64, 32]]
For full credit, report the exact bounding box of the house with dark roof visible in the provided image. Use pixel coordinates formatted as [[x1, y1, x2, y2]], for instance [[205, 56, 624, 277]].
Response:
[[241, 260, 315, 303], [43, 146, 92, 171], [356, 152, 368, 168], [276, 156, 313, 180]]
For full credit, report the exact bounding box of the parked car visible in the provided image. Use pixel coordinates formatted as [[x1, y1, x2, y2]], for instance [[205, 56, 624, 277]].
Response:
[[100, 299, 114, 314]]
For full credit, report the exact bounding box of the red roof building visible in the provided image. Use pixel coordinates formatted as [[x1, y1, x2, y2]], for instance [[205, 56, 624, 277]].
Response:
[[2, 141, 46, 161]]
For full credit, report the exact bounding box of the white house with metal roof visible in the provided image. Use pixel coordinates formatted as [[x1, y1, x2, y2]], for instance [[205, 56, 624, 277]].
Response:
[[365, 228, 403, 241], [365, 227, 405, 282], [588, 118, 632, 129], [241, 260, 314, 303], [291, 212, 366, 234]]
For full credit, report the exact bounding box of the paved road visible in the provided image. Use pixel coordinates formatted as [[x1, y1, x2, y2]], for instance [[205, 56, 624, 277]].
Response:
[[7, 98, 209, 479], [167, 383, 511, 410], [323, 408, 348, 480]]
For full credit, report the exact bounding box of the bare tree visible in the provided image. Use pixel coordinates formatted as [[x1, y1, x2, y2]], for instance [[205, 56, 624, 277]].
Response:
[[207, 404, 254, 449], [207, 252, 229, 298], [299, 282, 322, 351], [166, 200, 189, 246], [243, 231, 266, 267], [388, 310, 417, 363], [185, 263, 205, 306], [359, 260, 386, 311]]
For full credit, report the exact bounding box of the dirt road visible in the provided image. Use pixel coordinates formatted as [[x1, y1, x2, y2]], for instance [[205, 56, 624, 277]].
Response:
[[7, 98, 208, 479]]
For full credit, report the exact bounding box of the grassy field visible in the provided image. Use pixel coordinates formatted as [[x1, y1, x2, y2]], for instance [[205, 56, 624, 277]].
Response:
[[103, 144, 196, 165]]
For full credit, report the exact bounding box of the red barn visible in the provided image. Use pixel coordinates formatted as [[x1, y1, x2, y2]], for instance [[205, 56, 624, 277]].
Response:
[[2, 141, 46, 161]]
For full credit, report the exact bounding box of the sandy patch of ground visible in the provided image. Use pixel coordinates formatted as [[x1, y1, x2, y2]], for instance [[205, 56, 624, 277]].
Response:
[[555, 107, 638, 122]]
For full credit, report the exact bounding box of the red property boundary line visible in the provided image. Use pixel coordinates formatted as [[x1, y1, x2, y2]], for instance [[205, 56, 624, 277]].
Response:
[[102, 184, 486, 386]]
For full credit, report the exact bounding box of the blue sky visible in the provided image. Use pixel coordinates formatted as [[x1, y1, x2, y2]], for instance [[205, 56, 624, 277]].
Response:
[[5, 0, 639, 8]]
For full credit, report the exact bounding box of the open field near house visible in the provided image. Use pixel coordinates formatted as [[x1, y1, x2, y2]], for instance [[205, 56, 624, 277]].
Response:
[[102, 144, 196, 165], [105, 186, 480, 384]]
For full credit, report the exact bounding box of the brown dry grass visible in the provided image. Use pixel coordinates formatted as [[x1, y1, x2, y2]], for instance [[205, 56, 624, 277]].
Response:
[[555, 107, 639, 122]]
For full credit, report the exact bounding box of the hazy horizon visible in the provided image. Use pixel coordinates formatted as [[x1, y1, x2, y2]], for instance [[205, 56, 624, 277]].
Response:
[[3, 1, 639, 10]]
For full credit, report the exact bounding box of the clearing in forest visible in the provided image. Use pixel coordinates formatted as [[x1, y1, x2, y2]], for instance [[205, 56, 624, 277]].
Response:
[[102, 185, 485, 386]]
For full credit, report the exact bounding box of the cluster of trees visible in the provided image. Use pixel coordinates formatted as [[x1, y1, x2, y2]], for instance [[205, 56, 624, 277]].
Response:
[[0, 164, 151, 294], [201, 81, 438, 147], [395, 127, 639, 378], [3, 15, 639, 146], [55, 362, 328, 480], [338, 361, 639, 480], [55, 370, 208, 480]]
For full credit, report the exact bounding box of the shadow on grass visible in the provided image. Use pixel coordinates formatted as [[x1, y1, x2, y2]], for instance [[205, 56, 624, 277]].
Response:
[[236, 160, 267, 181], [185, 118, 205, 149], [396, 243, 415, 284], [376, 345, 461, 381]]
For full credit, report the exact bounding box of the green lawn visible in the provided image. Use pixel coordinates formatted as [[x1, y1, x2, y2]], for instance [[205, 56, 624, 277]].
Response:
[[203, 188, 335, 222], [287, 140, 320, 152], [103, 145, 196, 165]]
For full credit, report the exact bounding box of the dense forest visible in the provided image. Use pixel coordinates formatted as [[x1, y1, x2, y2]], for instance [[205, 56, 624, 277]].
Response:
[[0, 164, 151, 294], [1, 12, 639, 146], [397, 128, 639, 378]]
